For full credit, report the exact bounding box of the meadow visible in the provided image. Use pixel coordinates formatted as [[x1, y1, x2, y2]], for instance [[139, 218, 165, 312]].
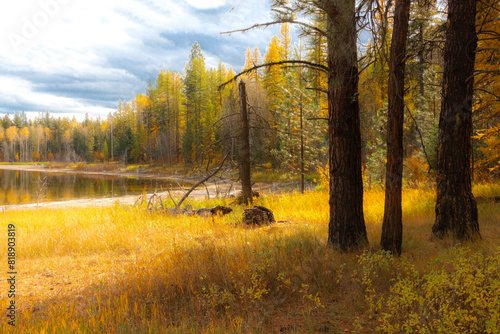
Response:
[[0, 183, 499, 333]]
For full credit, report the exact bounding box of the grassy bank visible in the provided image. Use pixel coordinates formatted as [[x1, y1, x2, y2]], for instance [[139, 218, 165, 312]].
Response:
[[0, 184, 499, 333]]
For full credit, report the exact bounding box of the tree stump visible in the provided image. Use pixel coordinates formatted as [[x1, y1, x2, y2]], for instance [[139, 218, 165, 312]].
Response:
[[243, 206, 275, 226]]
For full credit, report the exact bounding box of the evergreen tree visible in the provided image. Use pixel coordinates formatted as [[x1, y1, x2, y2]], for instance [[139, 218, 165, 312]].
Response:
[[433, 0, 481, 241], [183, 42, 210, 164]]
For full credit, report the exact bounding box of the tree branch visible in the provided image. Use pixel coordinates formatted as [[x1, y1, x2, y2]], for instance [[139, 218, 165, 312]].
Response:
[[221, 19, 326, 38], [307, 117, 328, 121], [219, 60, 328, 90], [405, 105, 433, 172], [306, 87, 328, 94], [176, 152, 230, 209], [474, 88, 500, 101]]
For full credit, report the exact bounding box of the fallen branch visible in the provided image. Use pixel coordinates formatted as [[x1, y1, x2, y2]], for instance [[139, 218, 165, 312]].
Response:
[[134, 195, 145, 206], [147, 192, 157, 210], [176, 152, 230, 209], [166, 188, 178, 208]]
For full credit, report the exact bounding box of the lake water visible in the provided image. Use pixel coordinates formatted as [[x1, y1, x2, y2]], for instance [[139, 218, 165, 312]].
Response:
[[0, 169, 178, 205]]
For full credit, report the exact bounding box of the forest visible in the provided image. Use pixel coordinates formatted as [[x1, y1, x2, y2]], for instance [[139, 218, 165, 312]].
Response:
[[1, 0, 500, 332], [0, 2, 497, 184]]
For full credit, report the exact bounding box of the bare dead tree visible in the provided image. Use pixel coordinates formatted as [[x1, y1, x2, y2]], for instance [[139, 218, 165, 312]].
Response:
[[35, 173, 48, 208], [239, 80, 253, 206]]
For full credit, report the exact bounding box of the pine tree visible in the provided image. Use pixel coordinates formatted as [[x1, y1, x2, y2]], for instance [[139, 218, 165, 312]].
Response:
[[103, 139, 109, 163], [263, 36, 285, 112], [381, 0, 412, 256], [432, 0, 480, 241], [183, 42, 210, 164], [278, 23, 292, 61]]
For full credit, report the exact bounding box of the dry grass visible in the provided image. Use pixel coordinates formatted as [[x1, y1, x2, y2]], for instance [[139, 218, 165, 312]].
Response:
[[0, 183, 498, 333], [73, 163, 122, 172]]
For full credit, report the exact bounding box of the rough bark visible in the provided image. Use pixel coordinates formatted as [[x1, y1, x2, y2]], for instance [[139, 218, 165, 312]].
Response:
[[381, 0, 411, 256], [432, 0, 480, 241], [326, 0, 368, 251], [239, 80, 253, 206]]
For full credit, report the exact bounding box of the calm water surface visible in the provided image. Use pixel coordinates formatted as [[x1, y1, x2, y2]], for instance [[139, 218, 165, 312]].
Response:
[[0, 169, 177, 205]]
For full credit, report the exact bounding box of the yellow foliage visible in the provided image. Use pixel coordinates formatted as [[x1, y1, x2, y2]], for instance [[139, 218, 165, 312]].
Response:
[[20, 126, 29, 139], [315, 163, 329, 191], [404, 153, 430, 183], [6, 126, 18, 143], [2, 183, 498, 333], [360, 247, 500, 333], [263, 35, 285, 109], [278, 23, 292, 60], [135, 94, 152, 110], [475, 126, 500, 177]]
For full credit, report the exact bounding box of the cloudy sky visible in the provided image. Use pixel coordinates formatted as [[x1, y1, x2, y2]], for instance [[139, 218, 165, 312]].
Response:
[[0, 0, 282, 120]]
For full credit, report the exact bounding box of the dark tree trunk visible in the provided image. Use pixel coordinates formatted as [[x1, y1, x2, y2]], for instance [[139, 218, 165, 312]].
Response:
[[239, 80, 252, 206], [432, 0, 480, 241], [381, 0, 411, 256], [417, 21, 425, 97], [325, 0, 368, 251]]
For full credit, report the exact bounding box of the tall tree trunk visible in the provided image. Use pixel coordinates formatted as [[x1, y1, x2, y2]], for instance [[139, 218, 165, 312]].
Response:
[[417, 21, 425, 97], [239, 80, 252, 205], [300, 97, 305, 194], [299, 56, 305, 194], [110, 120, 114, 162], [381, 0, 411, 256], [432, 0, 480, 240], [326, 0, 368, 251]]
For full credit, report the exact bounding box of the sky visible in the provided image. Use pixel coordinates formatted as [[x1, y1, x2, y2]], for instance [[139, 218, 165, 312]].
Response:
[[0, 0, 282, 121]]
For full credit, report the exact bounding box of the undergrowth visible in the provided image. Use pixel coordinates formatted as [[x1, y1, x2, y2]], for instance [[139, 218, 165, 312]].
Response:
[[0, 183, 498, 333]]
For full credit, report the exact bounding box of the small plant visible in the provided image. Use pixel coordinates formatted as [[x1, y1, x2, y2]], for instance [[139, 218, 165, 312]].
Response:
[[35, 173, 48, 208]]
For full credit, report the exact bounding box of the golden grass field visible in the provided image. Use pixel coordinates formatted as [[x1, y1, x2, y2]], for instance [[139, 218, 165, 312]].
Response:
[[0, 183, 499, 333]]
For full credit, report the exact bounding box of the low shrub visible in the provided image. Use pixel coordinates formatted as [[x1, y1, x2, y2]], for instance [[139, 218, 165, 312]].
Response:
[[359, 247, 500, 334]]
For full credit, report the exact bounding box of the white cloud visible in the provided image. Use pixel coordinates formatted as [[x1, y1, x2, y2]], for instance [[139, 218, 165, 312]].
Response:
[[0, 75, 115, 118], [0, 0, 280, 119], [185, 0, 227, 10]]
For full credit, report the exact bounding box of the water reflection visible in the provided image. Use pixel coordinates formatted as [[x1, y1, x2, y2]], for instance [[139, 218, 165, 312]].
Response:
[[0, 169, 175, 205]]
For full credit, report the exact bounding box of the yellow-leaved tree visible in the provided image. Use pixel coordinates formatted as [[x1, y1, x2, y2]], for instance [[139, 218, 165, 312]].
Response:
[[473, 0, 500, 179]]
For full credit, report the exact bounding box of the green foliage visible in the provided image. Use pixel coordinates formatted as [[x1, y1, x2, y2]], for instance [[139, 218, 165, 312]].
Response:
[[0, 0, 496, 188], [271, 72, 327, 174]]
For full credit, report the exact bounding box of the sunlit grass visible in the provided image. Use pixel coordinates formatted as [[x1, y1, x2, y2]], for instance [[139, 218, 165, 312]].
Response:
[[0, 183, 498, 333]]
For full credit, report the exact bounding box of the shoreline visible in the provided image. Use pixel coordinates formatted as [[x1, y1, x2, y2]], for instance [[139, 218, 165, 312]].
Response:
[[0, 164, 198, 184], [0, 164, 239, 211], [0, 164, 298, 211]]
